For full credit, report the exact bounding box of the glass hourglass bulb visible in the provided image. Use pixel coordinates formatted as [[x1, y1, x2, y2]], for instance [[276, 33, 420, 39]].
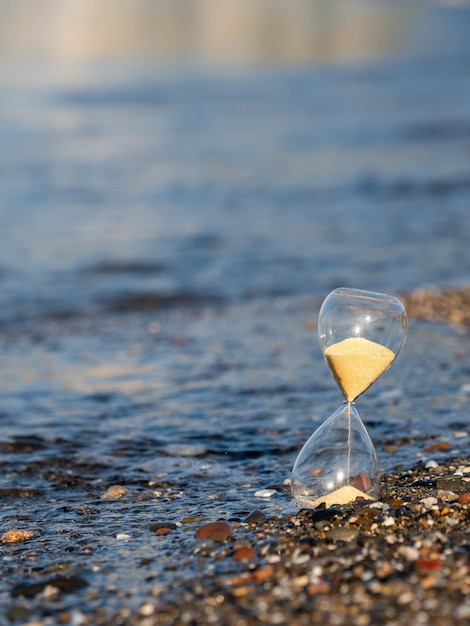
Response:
[[291, 288, 407, 509]]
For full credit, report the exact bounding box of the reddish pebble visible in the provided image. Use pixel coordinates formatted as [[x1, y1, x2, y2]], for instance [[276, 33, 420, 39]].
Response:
[[459, 492, 470, 504], [351, 473, 372, 491], [251, 565, 273, 582], [233, 547, 257, 561], [307, 581, 331, 596], [195, 521, 233, 542], [423, 441, 451, 453], [416, 559, 442, 571], [155, 528, 171, 536]]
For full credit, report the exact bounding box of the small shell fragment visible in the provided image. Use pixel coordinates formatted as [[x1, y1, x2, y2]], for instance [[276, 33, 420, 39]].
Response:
[[101, 485, 129, 499], [2, 529, 34, 544]]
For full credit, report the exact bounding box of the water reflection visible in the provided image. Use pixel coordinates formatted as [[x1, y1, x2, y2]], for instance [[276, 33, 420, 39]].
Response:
[[0, 0, 412, 75]]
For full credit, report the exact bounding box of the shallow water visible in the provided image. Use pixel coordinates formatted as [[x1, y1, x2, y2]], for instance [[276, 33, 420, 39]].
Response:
[[1, 1, 470, 621]]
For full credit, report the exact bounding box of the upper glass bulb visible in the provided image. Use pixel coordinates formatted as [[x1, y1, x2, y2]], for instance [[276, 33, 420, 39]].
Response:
[[318, 288, 408, 402]]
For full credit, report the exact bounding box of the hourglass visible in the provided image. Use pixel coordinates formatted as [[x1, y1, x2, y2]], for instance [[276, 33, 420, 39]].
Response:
[[291, 288, 407, 508]]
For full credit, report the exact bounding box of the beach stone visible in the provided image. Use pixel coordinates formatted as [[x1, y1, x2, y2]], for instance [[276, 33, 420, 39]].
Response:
[[327, 527, 359, 542], [195, 521, 233, 542], [254, 489, 277, 498], [101, 485, 128, 499], [436, 476, 468, 493], [12, 576, 88, 598], [244, 510, 266, 525], [420, 496, 438, 509], [436, 490, 459, 502], [310, 508, 341, 523], [410, 478, 436, 488], [458, 492, 470, 504], [233, 546, 257, 561], [145, 522, 177, 532], [2, 529, 34, 544]]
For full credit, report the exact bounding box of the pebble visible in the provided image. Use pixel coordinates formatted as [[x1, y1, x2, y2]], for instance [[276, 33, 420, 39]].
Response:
[[254, 489, 277, 498], [436, 490, 459, 502], [326, 527, 359, 542], [368, 501, 388, 510], [233, 547, 257, 561], [101, 485, 128, 499], [195, 521, 233, 542], [420, 496, 438, 509], [309, 508, 342, 522], [424, 460, 439, 469], [382, 516, 395, 527], [181, 515, 203, 524], [458, 492, 470, 504], [144, 522, 177, 532], [436, 475, 469, 493], [2, 529, 34, 544], [244, 510, 266, 525]]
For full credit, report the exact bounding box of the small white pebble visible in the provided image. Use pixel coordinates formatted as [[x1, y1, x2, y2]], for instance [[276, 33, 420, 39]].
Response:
[[254, 489, 277, 498], [382, 516, 395, 527], [116, 533, 131, 540], [399, 545, 420, 561], [368, 501, 385, 509], [292, 554, 311, 565], [420, 496, 438, 509], [425, 460, 439, 469], [398, 591, 415, 605], [41, 584, 59, 599], [462, 466, 470, 474], [454, 431, 469, 438], [101, 485, 128, 499], [139, 602, 155, 617]]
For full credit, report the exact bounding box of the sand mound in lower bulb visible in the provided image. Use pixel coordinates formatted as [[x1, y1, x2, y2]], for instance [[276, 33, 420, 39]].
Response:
[[310, 485, 373, 508]]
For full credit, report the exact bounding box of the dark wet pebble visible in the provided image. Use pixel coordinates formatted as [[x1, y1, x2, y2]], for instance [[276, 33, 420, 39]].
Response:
[[12, 576, 88, 598], [309, 508, 342, 522], [6, 607, 35, 622], [244, 510, 267, 525], [435, 475, 469, 493], [410, 478, 436, 488], [144, 522, 178, 532]]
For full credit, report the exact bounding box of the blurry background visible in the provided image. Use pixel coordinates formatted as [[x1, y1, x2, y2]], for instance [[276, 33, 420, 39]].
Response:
[[1, 0, 469, 325]]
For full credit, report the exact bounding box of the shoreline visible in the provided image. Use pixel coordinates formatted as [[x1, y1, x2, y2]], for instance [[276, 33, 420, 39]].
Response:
[[101, 455, 470, 626]]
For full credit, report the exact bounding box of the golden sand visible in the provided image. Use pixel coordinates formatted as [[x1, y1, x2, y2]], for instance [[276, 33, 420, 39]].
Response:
[[310, 484, 373, 508], [324, 336, 395, 403]]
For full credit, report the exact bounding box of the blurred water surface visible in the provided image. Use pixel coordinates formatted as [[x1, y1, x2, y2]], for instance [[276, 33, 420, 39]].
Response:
[[1, 1, 470, 620]]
